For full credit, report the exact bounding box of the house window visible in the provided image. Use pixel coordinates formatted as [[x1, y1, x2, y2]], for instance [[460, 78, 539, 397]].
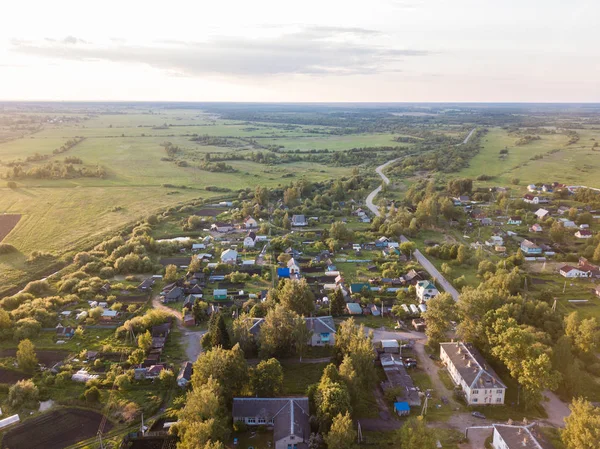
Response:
[[472, 390, 479, 394], [496, 397, 502, 403], [258, 418, 266, 424], [472, 398, 478, 403], [496, 390, 503, 394], [247, 418, 256, 424], [269, 418, 274, 424]]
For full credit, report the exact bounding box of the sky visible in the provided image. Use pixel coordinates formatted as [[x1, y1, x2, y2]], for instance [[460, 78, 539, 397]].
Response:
[[1, 0, 599, 102]]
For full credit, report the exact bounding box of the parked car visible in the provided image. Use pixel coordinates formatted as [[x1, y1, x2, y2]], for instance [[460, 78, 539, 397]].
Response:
[[472, 411, 486, 419]]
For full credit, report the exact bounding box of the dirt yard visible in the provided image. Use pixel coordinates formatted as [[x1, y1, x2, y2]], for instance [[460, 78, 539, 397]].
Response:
[[2, 408, 112, 449], [0, 214, 21, 242], [0, 368, 30, 383], [0, 349, 69, 367]]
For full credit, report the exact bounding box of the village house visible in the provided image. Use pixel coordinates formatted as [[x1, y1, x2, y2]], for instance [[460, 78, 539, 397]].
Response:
[[486, 235, 504, 247], [380, 353, 421, 407], [523, 194, 549, 205], [416, 280, 439, 302], [530, 224, 543, 233], [192, 243, 206, 252], [162, 286, 184, 303], [232, 398, 310, 449], [244, 216, 258, 228], [575, 229, 592, 239], [177, 362, 193, 388], [578, 258, 600, 278], [244, 231, 257, 248], [559, 265, 592, 278], [527, 184, 537, 193], [138, 278, 155, 292], [220, 248, 238, 264], [534, 208, 549, 220], [440, 342, 506, 405], [287, 257, 301, 276], [520, 239, 542, 255], [507, 216, 522, 225], [492, 423, 550, 449], [213, 289, 228, 300], [559, 218, 577, 228], [211, 222, 234, 233], [249, 316, 336, 346], [291, 215, 308, 227]]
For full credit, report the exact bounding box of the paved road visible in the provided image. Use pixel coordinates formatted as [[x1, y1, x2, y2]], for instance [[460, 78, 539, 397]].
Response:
[[365, 158, 402, 217], [400, 235, 460, 301]]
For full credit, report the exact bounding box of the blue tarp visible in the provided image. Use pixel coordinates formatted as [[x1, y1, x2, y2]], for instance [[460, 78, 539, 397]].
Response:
[[277, 268, 290, 278], [394, 402, 410, 412]]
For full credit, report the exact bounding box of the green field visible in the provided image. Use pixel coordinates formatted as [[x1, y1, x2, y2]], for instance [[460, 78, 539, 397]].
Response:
[[456, 127, 600, 187], [0, 108, 365, 289]]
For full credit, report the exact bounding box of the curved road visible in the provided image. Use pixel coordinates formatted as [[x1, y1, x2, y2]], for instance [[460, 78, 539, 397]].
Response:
[[365, 129, 476, 300]]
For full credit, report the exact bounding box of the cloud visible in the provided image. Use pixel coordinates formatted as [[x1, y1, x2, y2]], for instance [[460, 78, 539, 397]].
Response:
[[10, 27, 431, 77]]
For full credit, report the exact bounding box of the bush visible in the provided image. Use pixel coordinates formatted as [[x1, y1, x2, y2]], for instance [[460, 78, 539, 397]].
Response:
[[511, 178, 520, 185], [6, 181, 17, 188], [8, 379, 39, 407], [0, 243, 17, 254], [84, 386, 100, 402]]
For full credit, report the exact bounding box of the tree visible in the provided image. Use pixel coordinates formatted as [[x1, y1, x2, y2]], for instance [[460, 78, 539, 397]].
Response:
[[277, 278, 315, 316], [164, 264, 178, 282], [333, 319, 375, 392], [204, 313, 231, 350], [250, 358, 283, 397], [8, 379, 39, 407], [259, 305, 310, 358], [192, 345, 248, 402], [128, 348, 146, 366], [329, 289, 346, 317], [232, 313, 256, 354], [399, 241, 416, 256], [316, 379, 352, 431], [84, 386, 100, 403], [456, 244, 468, 265], [550, 221, 567, 244], [329, 222, 353, 242], [177, 377, 230, 449], [398, 417, 437, 449], [565, 312, 600, 355], [324, 412, 356, 449], [561, 398, 600, 449], [17, 339, 38, 372], [138, 330, 152, 352], [188, 256, 202, 273], [488, 317, 560, 408], [422, 293, 457, 349], [192, 300, 209, 323], [593, 242, 600, 263]]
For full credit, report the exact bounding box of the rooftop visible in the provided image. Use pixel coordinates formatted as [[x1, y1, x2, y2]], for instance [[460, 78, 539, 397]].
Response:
[[494, 423, 553, 449], [440, 342, 506, 390]]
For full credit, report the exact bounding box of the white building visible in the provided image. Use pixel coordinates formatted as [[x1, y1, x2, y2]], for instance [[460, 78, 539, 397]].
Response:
[[416, 280, 439, 302], [220, 248, 238, 264], [492, 423, 548, 449], [440, 342, 506, 405], [244, 216, 258, 228], [243, 231, 257, 248], [559, 265, 591, 278]]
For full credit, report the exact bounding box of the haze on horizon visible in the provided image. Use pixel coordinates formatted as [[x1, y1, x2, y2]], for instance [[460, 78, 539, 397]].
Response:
[[1, 0, 599, 103]]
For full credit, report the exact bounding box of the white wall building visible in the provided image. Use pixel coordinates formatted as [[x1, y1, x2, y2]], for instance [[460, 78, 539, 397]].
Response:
[[440, 342, 506, 405]]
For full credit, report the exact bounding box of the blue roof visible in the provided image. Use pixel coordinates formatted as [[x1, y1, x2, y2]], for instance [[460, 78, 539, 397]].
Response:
[[394, 402, 410, 412], [277, 268, 290, 278]]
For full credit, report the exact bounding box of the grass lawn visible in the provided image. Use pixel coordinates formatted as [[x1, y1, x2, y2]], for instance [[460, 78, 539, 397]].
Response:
[[453, 127, 600, 188], [281, 361, 328, 395]]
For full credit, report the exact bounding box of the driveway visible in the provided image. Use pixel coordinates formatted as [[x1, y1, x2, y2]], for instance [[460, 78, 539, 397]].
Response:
[[541, 391, 570, 427], [152, 295, 206, 362]]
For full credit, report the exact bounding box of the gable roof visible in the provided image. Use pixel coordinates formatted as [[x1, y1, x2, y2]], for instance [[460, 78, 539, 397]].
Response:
[[304, 316, 336, 334], [177, 361, 193, 381], [232, 397, 310, 442], [440, 342, 506, 390], [493, 423, 553, 449]]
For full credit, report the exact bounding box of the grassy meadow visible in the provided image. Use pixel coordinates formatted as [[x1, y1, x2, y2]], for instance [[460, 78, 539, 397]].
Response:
[[0, 108, 364, 290], [455, 127, 600, 187]]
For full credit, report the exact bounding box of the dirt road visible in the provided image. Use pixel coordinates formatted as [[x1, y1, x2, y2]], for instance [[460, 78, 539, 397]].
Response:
[[365, 158, 401, 217], [152, 296, 206, 362]]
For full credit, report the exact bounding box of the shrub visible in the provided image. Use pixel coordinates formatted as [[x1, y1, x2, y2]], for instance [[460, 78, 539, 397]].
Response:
[[0, 243, 17, 254], [84, 386, 100, 402], [6, 181, 17, 188], [8, 379, 39, 407]]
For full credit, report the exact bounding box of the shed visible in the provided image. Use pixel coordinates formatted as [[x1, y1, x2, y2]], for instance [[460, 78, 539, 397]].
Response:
[[346, 303, 363, 315], [381, 340, 400, 354], [213, 289, 228, 300]]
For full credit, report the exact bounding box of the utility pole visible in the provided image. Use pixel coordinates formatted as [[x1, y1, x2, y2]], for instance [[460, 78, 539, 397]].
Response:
[[421, 395, 429, 417]]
